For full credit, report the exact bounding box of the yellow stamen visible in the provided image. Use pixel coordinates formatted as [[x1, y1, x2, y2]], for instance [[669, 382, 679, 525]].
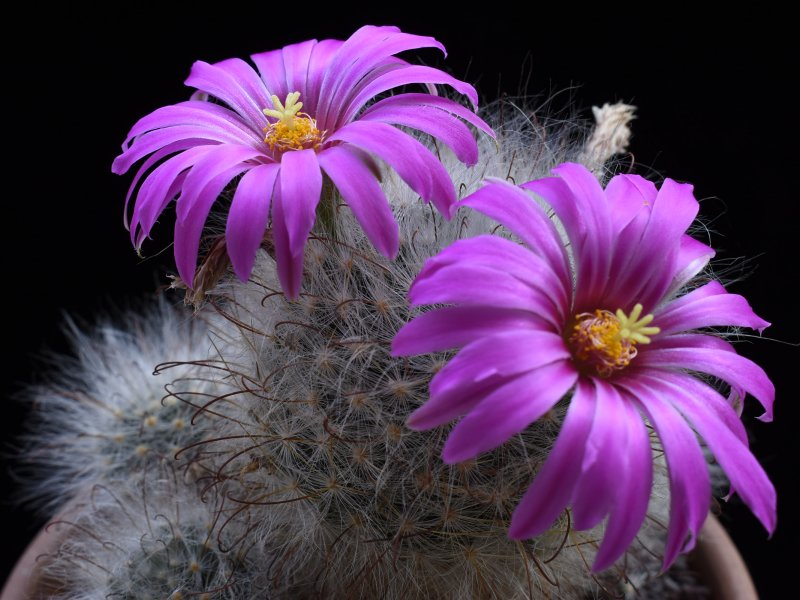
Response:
[[568, 303, 660, 377], [262, 92, 323, 152]]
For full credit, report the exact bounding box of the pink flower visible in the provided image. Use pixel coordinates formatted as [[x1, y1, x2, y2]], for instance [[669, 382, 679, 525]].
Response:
[[392, 163, 776, 570], [113, 25, 492, 298]]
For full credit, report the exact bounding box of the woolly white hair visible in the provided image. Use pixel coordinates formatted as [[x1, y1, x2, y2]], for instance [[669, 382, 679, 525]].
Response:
[[38, 462, 254, 600], [20, 100, 708, 599], [17, 299, 228, 514]]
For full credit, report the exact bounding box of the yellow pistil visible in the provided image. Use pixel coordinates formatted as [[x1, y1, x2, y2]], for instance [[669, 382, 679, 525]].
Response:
[[262, 91, 323, 152], [568, 303, 660, 377]]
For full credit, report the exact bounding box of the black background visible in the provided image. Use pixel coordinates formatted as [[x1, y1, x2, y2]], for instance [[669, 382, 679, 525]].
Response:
[[3, 5, 797, 595]]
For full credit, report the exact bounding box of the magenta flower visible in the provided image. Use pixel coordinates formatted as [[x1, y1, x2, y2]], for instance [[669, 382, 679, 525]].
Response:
[[392, 163, 776, 571], [113, 25, 492, 298]]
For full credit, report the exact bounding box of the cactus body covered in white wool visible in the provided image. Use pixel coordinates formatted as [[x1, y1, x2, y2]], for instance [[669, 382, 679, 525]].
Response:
[[21, 103, 701, 599]]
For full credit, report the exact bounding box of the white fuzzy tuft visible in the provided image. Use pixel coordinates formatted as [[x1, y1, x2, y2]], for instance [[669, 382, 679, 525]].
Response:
[[582, 102, 637, 173], [39, 463, 254, 599], [16, 299, 227, 514]]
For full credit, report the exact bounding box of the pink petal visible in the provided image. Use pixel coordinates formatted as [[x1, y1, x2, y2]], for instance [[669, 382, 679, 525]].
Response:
[[408, 262, 562, 323], [524, 163, 612, 307], [121, 101, 258, 146], [278, 149, 323, 256], [459, 180, 570, 290], [176, 144, 264, 223], [638, 345, 774, 421], [303, 39, 342, 116], [250, 47, 288, 98], [411, 330, 570, 430], [618, 378, 710, 569], [651, 370, 748, 445], [338, 65, 479, 126], [281, 39, 316, 97], [665, 235, 716, 299], [443, 361, 577, 462], [185, 60, 269, 130], [122, 139, 208, 231], [318, 25, 446, 126], [570, 380, 627, 531], [415, 235, 568, 322], [592, 396, 652, 571], [362, 93, 494, 137], [129, 145, 215, 244], [318, 145, 399, 258], [360, 103, 479, 165], [174, 165, 249, 285], [604, 174, 658, 235], [508, 379, 596, 539], [226, 163, 281, 281], [329, 121, 456, 218], [620, 179, 700, 310], [646, 374, 776, 535], [392, 307, 547, 356], [655, 281, 771, 335], [113, 125, 243, 175], [270, 182, 302, 299]]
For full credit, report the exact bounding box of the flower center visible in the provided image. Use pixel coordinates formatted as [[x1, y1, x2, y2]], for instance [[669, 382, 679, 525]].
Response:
[[568, 303, 660, 377], [262, 92, 324, 152]]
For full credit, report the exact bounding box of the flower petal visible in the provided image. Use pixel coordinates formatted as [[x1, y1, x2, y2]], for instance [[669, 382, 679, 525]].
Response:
[[339, 64, 479, 126], [303, 39, 342, 116], [508, 379, 596, 539], [408, 263, 562, 323], [638, 345, 774, 421], [392, 308, 547, 356], [278, 149, 323, 257], [570, 380, 627, 531], [226, 163, 281, 281], [129, 145, 215, 245], [174, 165, 249, 285], [176, 144, 263, 223], [592, 396, 652, 572], [270, 182, 301, 299], [618, 378, 710, 569], [122, 139, 208, 232], [362, 93, 494, 137], [318, 145, 398, 258], [665, 235, 716, 299], [410, 330, 570, 430], [459, 179, 570, 289], [329, 121, 457, 217], [523, 163, 612, 307], [250, 48, 288, 98], [620, 179, 700, 310], [318, 25, 446, 126], [360, 103, 479, 165], [650, 369, 748, 444], [280, 39, 316, 98], [604, 173, 658, 235], [185, 59, 269, 129], [655, 280, 771, 335], [443, 361, 577, 463], [415, 235, 568, 318], [646, 373, 776, 535]]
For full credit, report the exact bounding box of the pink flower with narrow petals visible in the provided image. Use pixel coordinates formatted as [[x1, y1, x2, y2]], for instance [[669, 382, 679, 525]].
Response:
[[113, 25, 492, 298], [392, 162, 776, 571]]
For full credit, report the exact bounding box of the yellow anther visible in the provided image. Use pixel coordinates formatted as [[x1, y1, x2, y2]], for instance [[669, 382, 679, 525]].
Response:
[[568, 304, 659, 377]]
